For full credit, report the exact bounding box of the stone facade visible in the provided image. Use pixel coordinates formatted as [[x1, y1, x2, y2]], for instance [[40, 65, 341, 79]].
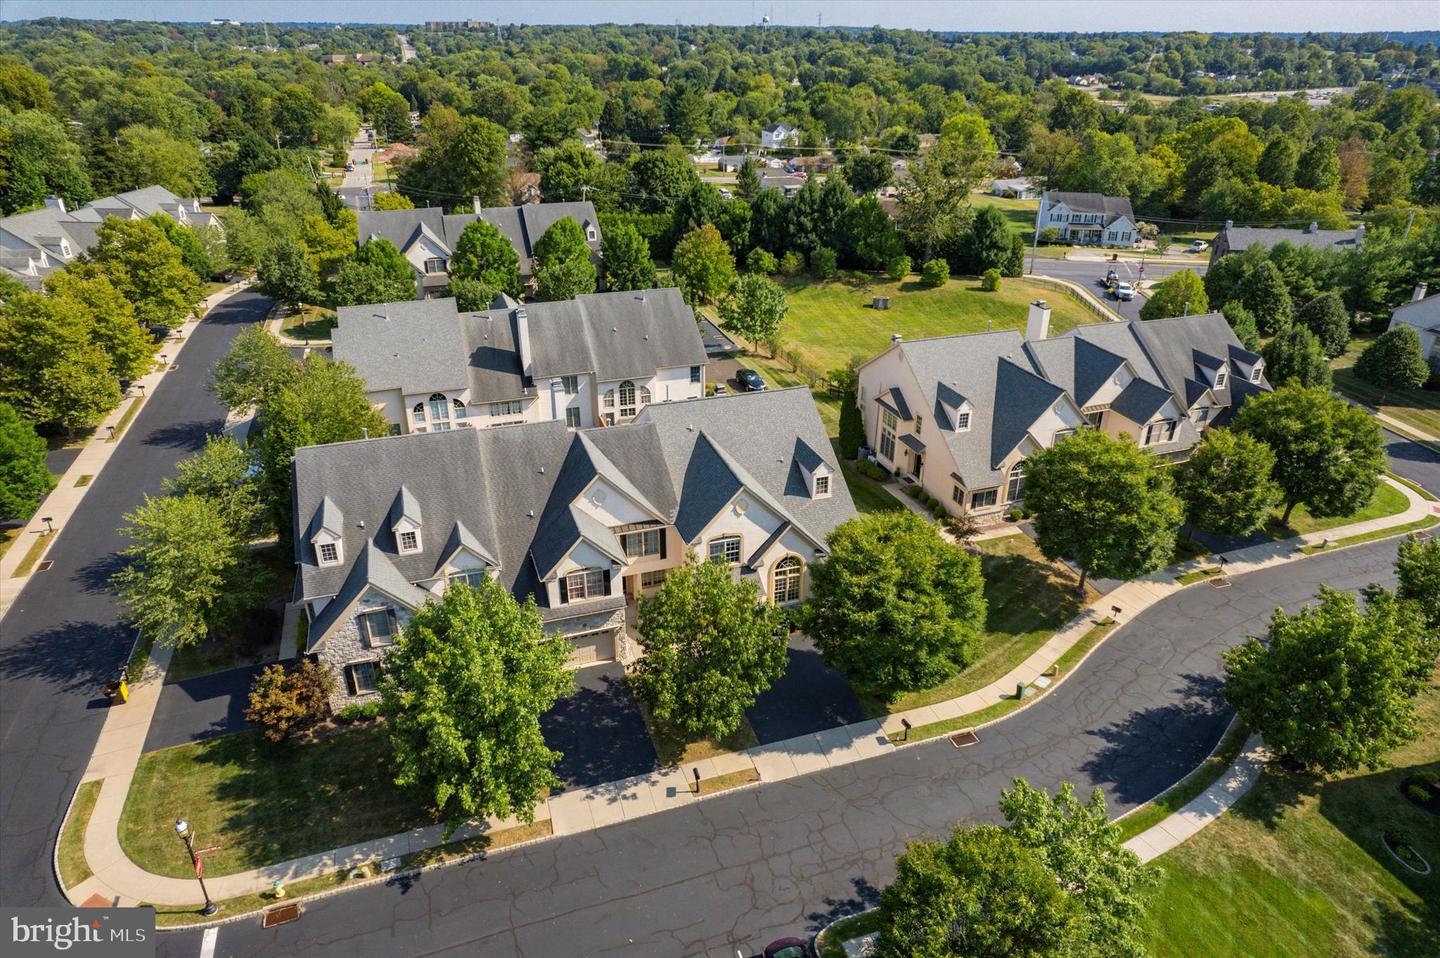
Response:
[[315, 587, 408, 711]]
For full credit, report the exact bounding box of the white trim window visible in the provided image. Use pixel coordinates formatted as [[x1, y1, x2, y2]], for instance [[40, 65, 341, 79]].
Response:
[[813, 474, 830, 497], [970, 488, 998, 509], [360, 609, 396, 647], [1250, 364, 1263, 384], [563, 568, 607, 601], [690, 366, 702, 384], [448, 569, 487, 589], [317, 540, 342, 566], [398, 529, 420, 554], [1006, 462, 1026, 503], [1144, 420, 1178, 446], [490, 400, 524, 417], [621, 529, 663, 558], [346, 660, 380, 695], [955, 411, 971, 430], [879, 408, 897, 462], [565, 407, 582, 428], [424, 256, 447, 274], [772, 556, 803, 603], [560, 375, 579, 394], [708, 535, 742, 565], [1214, 368, 1227, 389], [639, 569, 668, 589], [618, 380, 637, 418], [427, 393, 451, 431]]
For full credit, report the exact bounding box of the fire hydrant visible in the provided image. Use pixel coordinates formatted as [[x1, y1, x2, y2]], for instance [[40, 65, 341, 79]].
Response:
[[272, 879, 285, 900]]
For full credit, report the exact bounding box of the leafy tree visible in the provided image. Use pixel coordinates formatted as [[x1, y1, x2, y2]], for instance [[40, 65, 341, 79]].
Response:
[[361, 82, 412, 143], [211, 131, 280, 203], [0, 107, 93, 214], [810, 246, 838, 279], [115, 125, 209, 197], [749, 188, 790, 256], [44, 347, 122, 435], [843, 151, 893, 195], [449, 220, 522, 298], [245, 660, 336, 744], [111, 493, 253, 649], [1239, 259, 1292, 335], [379, 577, 571, 832], [874, 825, 1079, 958], [1262, 326, 1332, 389], [90, 216, 202, 329], [1139, 269, 1208, 321], [786, 177, 826, 257], [1354, 325, 1430, 403], [734, 158, 762, 202], [400, 116, 508, 208], [957, 205, 1016, 275], [898, 112, 998, 259], [258, 237, 318, 311], [625, 149, 700, 214], [1295, 138, 1341, 193], [1221, 300, 1261, 352], [42, 269, 151, 381], [1023, 430, 1184, 593], [718, 274, 787, 352], [1223, 587, 1436, 773], [146, 214, 212, 281], [1395, 535, 1440, 633], [1176, 429, 1280, 537], [1233, 385, 1384, 525], [448, 277, 498, 312], [531, 218, 597, 302], [164, 435, 264, 539], [669, 181, 725, 245], [999, 780, 1152, 958], [0, 402, 54, 522], [806, 511, 987, 701], [371, 191, 415, 211], [888, 255, 913, 281], [671, 224, 736, 307], [333, 238, 415, 306], [1257, 137, 1299, 188], [745, 247, 778, 275], [631, 555, 785, 744], [0, 291, 123, 432], [209, 324, 298, 412], [600, 220, 656, 291], [1296, 292, 1351, 358], [842, 196, 904, 270]]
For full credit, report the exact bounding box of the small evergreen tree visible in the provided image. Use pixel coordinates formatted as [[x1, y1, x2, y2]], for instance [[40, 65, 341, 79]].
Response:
[[1221, 300, 1261, 352], [1354, 325, 1430, 403], [449, 219, 522, 298], [1297, 291, 1351, 358], [1239, 259, 1292, 334], [1262, 325, 1332, 389]]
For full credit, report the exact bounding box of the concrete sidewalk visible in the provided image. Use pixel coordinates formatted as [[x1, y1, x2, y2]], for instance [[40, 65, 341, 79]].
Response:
[[60, 475, 1435, 909], [1123, 733, 1270, 862], [0, 278, 255, 620]]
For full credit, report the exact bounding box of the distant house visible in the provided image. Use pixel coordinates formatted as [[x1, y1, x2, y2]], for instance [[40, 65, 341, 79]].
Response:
[[320, 52, 379, 66], [716, 154, 752, 173], [355, 201, 602, 299], [855, 306, 1270, 519], [331, 288, 708, 434], [758, 171, 806, 197], [1035, 190, 1138, 247], [291, 387, 855, 695], [989, 177, 1039, 199], [760, 123, 801, 150], [1, 186, 220, 290], [1386, 283, 1440, 361], [1209, 220, 1365, 264]]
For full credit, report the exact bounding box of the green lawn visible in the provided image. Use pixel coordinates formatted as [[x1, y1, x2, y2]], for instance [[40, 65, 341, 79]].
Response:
[[281, 304, 338, 341], [119, 726, 431, 878], [59, 780, 102, 889], [1266, 482, 1409, 540], [1115, 720, 1250, 842], [1332, 333, 1440, 439], [970, 193, 1039, 234], [772, 273, 1096, 378], [1142, 679, 1440, 958], [859, 533, 1096, 717]]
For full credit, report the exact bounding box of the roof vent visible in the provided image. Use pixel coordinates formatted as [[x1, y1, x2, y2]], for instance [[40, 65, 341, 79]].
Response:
[[539, 466, 545, 474], [612, 326, 618, 333], [687, 423, 695, 431], [527, 509, 535, 518], [357, 521, 365, 529], [643, 334, 649, 340]]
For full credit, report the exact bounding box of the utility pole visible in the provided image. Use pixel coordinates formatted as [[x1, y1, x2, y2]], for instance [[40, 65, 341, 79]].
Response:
[[1404, 207, 1417, 240]]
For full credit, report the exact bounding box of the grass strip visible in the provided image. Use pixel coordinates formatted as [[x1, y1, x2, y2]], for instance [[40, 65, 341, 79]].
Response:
[[124, 631, 155, 684], [1386, 470, 1438, 501], [698, 767, 760, 795], [0, 526, 19, 561], [12, 532, 52, 577], [108, 396, 145, 443], [1298, 515, 1439, 555], [1175, 566, 1222, 585], [58, 780, 102, 889], [888, 618, 1117, 744], [1113, 720, 1250, 843], [815, 909, 883, 958], [74, 474, 93, 487]]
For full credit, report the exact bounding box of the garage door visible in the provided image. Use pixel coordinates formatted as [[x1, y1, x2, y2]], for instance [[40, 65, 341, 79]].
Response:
[[567, 629, 617, 668]]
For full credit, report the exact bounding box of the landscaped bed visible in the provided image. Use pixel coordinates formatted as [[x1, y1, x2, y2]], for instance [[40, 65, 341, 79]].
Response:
[[118, 726, 432, 879], [1140, 679, 1440, 958]]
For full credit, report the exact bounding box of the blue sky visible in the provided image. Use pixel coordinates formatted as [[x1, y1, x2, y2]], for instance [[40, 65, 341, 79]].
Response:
[[3, 0, 1438, 31]]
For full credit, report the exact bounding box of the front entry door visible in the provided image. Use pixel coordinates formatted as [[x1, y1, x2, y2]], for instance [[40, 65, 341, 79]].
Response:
[[910, 450, 923, 478]]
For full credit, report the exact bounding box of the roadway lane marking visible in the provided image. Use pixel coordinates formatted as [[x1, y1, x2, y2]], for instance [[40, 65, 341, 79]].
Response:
[[198, 926, 217, 958]]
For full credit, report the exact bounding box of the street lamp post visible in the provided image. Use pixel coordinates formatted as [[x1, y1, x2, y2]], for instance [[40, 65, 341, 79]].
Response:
[[174, 819, 218, 916]]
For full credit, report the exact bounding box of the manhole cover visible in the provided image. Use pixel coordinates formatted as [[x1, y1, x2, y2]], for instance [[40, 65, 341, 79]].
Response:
[[949, 730, 979, 748], [36, 560, 53, 573], [261, 903, 301, 927], [1209, 576, 1232, 589]]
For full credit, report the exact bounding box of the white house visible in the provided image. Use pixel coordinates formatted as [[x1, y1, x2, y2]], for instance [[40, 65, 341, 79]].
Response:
[[760, 123, 801, 150], [855, 304, 1271, 518], [1387, 282, 1440, 361], [1035, 190, 1139, 247], [332, 288, 709, 435], [292, 388, 856, 706]]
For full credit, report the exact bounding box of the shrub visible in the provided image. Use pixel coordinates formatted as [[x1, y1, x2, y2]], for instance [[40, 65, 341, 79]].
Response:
[[980, 268, 1002, 291], [945, 512, 981, 545], [920, 258, 949, 288], [1427, 354, 1440, 390], [906, 484, 924, 499], [337, 701, 382, 723], [245, 660, 335, 743], [1039, 226, 1062, 245], [1405, 782, 1431, 803], [745, 247, 778, 275], [932, 503, 947, 519], [810, 246, 838, 279], [887, 255, 912, 280], [330, 149, 348, 167], [1007, 508, 1023, 522], [778, 250, 806, 276], [857, 460, 889, 481]]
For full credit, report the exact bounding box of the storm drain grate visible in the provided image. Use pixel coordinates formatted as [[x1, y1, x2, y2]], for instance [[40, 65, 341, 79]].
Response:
[[1209, 576, 1232, 589], [1415, 530, 1433, 542], [261, 904, 302, 928], [36, 560, 53, 573], [949, 730, 979, 748]]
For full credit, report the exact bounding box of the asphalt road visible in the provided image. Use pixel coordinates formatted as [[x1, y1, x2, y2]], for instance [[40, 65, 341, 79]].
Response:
[[0, 289, 270, 909], [1036, 256, 1209, 323], [1384, 430, 1440, 496], [157, 537, 1402, 958]]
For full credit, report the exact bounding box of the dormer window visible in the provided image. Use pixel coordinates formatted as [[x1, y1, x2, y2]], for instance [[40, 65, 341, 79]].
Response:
[[1214, 368, 1227, 389], [398, 530, 420, 554], [586, 226, 598, 242], [562, 568, 608, 602], [1250, 364, 1263, 384], [424, 257, 446, 274], [814, 474, 831, 497], [955, 411, 971, 430], [317, 541, 342, 566]]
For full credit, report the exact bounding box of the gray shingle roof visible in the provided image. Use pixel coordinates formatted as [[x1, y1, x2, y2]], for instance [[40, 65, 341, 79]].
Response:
[[1048, 191, 1135, 222], [356, 201, 601, 275], [1109, 377, 1172, 423], [293, 388, 854, 643], [334, 288, 707, 404], [307, 539, 428, 649], [1220, 225, 1359, 254]]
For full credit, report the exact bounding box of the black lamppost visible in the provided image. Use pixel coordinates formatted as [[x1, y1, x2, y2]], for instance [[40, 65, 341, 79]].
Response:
[[174, 818, 218, 916]]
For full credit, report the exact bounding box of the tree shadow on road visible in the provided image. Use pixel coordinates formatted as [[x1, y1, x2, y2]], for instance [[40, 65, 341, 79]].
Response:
[[0, 618, 133, 695], [142, 419, 223, 452], [805, 875, 882, 933], [1078, 671, 1232, 808]]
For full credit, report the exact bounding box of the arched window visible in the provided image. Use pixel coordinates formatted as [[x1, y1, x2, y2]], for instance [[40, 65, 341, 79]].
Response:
[[1006, 462, 1026, 503], [452, 398, 467, 419], [772, 556, 803, 604], [638, 385, 652, 405], [618, 380, 637, 418], [412, 402, 426, 422], [427, 393, 451, 430]]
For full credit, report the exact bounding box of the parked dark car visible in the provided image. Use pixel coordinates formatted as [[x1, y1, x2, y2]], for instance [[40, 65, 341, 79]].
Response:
[[211, 270, 234, 283], [763, 938, 810, 958], [736, 368, 767, 392]]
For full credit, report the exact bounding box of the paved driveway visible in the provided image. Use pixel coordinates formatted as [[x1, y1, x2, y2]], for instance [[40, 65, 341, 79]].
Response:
[[541, 662, 657, 790], [747, 632, 867, 745], [1384, 430, 1440, 496], [167, 539, 1401, 958], [142, 662, 278, 753], [0, 289, 270, 909]]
